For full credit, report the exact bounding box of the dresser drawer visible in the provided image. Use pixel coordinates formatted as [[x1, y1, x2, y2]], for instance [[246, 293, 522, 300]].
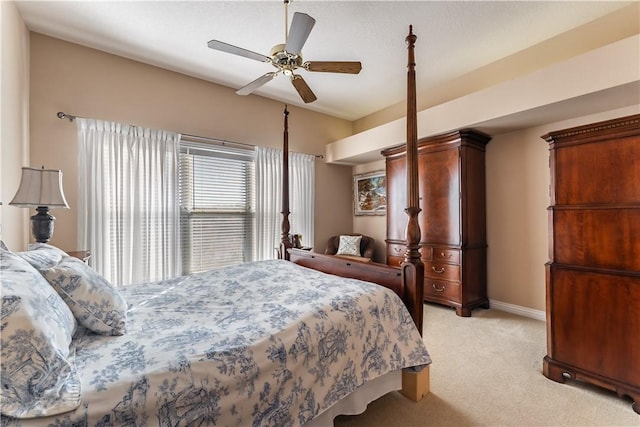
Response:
[[432, 247, 460, 264], [424, 261, 461, 282], [424, 279, 460, 301], [387, 255, 403, 267], [387, 243, 406, 258]]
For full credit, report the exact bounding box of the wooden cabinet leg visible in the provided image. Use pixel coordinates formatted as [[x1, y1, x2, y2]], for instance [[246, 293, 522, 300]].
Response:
[[542, 356, 567, 383], [456, 306, 472, 317]]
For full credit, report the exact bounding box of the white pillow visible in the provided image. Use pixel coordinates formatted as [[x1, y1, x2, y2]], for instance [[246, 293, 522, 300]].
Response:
[[336, 235, 362, 256], [41, 257, 128, 336], [17, 242, 67, 270], [0, 248, 81, 418]]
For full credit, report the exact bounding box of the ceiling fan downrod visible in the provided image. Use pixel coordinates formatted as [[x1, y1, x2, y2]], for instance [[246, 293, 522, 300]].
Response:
[[284, 0, 290, 43]]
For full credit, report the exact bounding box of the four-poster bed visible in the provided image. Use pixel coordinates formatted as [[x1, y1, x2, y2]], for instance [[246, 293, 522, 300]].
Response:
[[286, 25, 429, 401], [285, 26, 424, 333], [1, 27, 430, 427]]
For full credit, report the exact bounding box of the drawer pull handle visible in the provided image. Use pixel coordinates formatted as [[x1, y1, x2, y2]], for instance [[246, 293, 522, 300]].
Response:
[[432, 266, 445, 274], [439, 252, 452, 259], [432, 283, 446, 292], [394, 247, 401, 252]]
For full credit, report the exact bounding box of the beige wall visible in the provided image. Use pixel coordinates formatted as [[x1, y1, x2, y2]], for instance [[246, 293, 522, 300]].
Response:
[[352, 160, 386, 263], [0, 1, 30, 251], [485, 126, 549, 311], [26, 33, 354, 253]]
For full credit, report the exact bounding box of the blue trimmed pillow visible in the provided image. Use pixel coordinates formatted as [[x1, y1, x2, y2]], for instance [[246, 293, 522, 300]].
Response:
[[41, 256, 127, 336], [0, 248, 81, 418], [336, 235, 362, 256]]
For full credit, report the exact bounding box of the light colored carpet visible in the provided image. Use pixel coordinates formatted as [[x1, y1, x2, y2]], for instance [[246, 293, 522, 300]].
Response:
[[334, 304, 638, 427]]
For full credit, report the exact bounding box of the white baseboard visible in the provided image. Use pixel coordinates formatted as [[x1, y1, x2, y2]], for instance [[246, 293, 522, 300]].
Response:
[[489, 299, 546, 322]]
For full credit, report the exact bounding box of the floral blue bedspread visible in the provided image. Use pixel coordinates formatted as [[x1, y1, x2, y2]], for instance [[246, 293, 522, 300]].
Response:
[[2, 260, 430, 427]]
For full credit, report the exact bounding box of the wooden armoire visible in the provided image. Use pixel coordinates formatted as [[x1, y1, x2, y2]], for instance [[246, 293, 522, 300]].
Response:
[[542, 114, 639, 414], [382, 129, 491, 317]]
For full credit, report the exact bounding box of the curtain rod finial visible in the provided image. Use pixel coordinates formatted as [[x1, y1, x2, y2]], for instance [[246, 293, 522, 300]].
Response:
[[57, 112, 75, 122]]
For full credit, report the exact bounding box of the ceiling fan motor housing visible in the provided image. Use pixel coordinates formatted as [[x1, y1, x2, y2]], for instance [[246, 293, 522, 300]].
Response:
[[270, 43, 303, 75]]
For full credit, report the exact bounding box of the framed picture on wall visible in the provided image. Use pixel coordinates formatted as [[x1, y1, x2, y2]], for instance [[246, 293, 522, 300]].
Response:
[[353, 171, 386, 215]]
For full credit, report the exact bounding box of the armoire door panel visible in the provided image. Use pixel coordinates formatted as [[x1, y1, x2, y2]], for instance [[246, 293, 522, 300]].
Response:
[[553, 208, 640, 271], [553, 135, 640, 205], [420, 148, 460, 245], [548, 267, 640, 385], [385, 155, 407, 242]]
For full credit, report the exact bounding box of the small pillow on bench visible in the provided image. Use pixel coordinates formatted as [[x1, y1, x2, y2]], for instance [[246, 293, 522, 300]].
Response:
[[336, 235, 362, 256]]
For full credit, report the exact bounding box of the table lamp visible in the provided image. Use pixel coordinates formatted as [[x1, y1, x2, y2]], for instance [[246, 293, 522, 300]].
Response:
[[10, 166, 69, 243]]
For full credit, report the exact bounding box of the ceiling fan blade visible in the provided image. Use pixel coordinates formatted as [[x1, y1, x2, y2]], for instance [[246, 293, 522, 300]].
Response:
[[305, 61, 362, 74], [285, 12, 316, 55], [236, 72, 278, 96], [207, 40, 270, 63], [291, 75, 317, 104]]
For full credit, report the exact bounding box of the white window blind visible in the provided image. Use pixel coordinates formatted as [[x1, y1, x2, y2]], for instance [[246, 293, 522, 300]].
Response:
[[179, 139, 255, 274]]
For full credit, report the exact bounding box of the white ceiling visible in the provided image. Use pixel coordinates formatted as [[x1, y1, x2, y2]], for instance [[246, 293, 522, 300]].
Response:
[[15, 1, 632, 122]]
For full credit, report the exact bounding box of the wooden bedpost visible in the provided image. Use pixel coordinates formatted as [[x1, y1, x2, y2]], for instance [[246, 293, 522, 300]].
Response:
[[400, 25, 430, 404], [401, 25, 424, 335], [279, 105, 293, 260]]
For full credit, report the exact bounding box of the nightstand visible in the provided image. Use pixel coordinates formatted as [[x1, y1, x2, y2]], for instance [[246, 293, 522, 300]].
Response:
[[67, 250, 91, 264]]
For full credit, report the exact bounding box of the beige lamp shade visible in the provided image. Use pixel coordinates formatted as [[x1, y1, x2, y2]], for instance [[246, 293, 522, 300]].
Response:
[[10, 167, 69, 208]]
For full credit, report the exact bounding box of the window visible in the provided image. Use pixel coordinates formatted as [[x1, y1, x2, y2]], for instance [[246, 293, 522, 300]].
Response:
[[179, 139, 255, 274]]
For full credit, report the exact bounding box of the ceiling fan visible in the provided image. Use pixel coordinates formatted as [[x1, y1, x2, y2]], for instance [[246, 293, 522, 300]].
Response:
[[207, 0, 362, 103]]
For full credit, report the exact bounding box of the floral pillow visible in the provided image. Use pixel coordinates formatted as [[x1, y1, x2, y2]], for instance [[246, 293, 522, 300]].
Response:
[[16, 242, 68, 270], [336, 235, 362, 256], [41, 257, 127, 336], [0, 248, 81, 418]]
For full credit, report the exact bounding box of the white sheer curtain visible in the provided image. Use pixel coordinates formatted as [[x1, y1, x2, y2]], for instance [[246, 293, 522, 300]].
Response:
[[76, 119, 181, 286], [255, 146, 315, 260]]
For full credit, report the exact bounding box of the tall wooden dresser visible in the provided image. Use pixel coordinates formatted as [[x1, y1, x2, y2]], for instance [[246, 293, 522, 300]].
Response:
[[542, 114, 639, 414], [382, 129, 491, 317]]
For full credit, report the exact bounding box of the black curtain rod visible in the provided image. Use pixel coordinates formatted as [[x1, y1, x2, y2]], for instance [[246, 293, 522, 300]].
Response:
[[56, 111, 323, 159]]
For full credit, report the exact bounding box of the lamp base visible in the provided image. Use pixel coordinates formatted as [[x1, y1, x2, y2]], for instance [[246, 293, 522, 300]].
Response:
[[31, 207, 55, 243]]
